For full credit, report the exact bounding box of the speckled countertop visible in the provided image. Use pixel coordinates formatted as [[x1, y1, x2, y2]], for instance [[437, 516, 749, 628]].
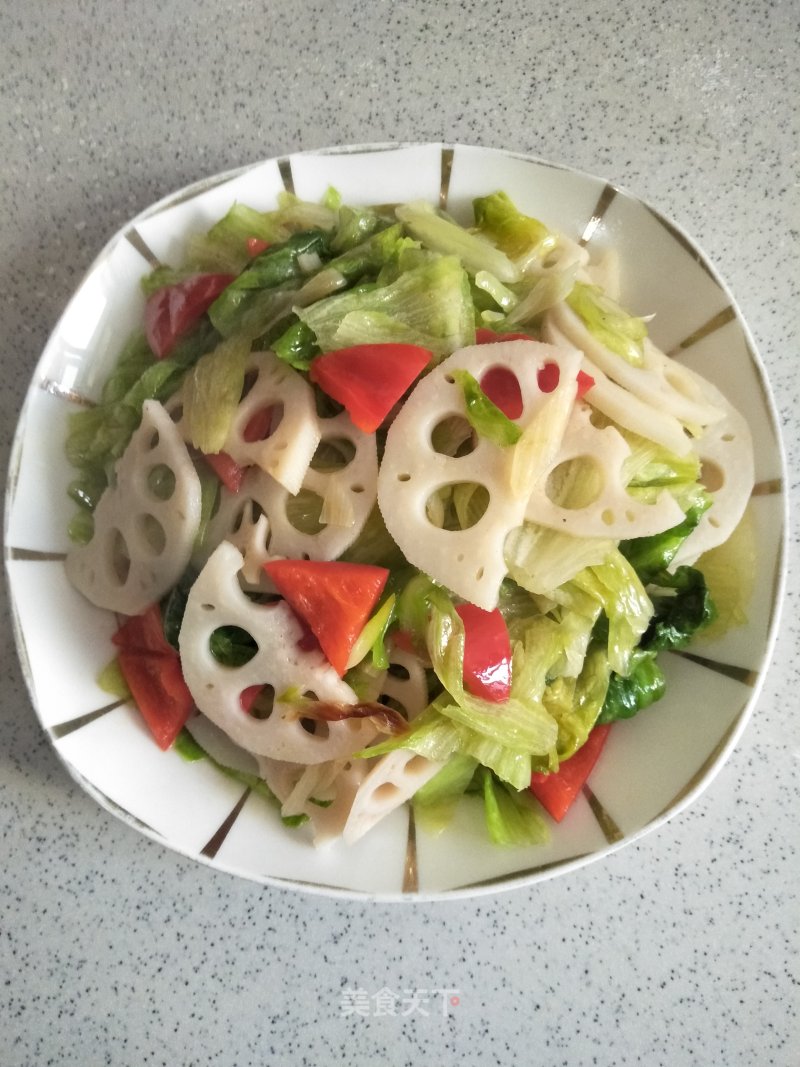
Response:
[[1, 1, 798, 1064]]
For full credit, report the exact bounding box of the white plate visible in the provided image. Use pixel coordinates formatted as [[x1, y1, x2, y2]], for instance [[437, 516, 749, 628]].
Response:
[[4, 143, 787, 900]]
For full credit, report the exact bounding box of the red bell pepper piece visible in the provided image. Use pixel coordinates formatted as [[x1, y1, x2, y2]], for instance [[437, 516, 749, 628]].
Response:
[[263, 559, 389, 676], [476, 328, 595, 401], [246, 237, 270, 257], [308, 343, 432, 433], [113, 604, 193, 750], [576, 369, 595, 398], [243, 404, 279, 443], [537, 361, 560, 393], [112, 603, 174, 656], [202, 451, 244, 493], [479, 366, 524, 420], [454, 603, 512, 703], [530, 723, 612, 821], [144, 273, 235, 359], [239, 684, 264, 713]]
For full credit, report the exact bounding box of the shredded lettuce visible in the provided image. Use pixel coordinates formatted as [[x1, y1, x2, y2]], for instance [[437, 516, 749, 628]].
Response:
[[181, 193, 336, 276], [346, 594, 397, 671], [473, 191, 558, 264], [558, 552, 653, 677], [161, 568, 197, 649], [541, 647, 610, 763], [566, 281, 648, 366], [194, 202, 290, 274], [293, 253, 475, 359], [505, 523, 616, 596], [506, 264, 579, 325], [412, 754, 478, 834], [331, 204, 386, 252], [326, 222, 406, 281], [182, 334, 250, 453], [479, 767, 549, 846], [192, 463, 221, 559], [452, 369, 522, 446], [396, 200, 520, 283], [620, 503, 707, 580], [65, 320, 219, 520], [361, 700, 534, 790], [474, 270, 519, 312], [272, 320, 319, 370]]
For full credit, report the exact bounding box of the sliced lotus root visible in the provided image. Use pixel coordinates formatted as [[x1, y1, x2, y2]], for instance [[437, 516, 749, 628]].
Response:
[[179, 541, 375, 763], [543, 316, 692, 456], [258, 755, 371, 846], [546, 302, 725, 434], [338, 647, 440, 844], [669, 370, 754, 567], [167, 350, 319, 494], [342, 749, 443, 845], [372, 647, 427, 721], [259, 412, 378, 560], [377, 339, 582, 609], [196, 483, 276, 588], [525, 403, 685, 538], [65, 399, 201, 615], [257, 647, 432, 843]]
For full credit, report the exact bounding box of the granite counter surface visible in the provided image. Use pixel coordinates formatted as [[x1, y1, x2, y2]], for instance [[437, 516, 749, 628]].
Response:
[[1, 1, 797, 1064]]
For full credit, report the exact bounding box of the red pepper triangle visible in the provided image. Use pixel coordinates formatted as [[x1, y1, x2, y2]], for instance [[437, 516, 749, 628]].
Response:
[[263, 559, 389, 676]]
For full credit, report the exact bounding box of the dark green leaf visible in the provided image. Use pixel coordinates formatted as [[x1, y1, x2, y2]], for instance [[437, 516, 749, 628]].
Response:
[[209, 625, 259, 667], [644, 566, 717, 651], [597, 649, 665, 724], [620, 503, 707, 581], [209, 230, 331, 337], [272, 320, 319, 370], [160, 569, 199, 650]]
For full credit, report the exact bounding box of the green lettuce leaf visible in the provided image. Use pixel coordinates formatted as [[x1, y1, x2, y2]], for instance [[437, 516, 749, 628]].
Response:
[[505, 522, 615, 596], [561, 552, 654, 676], [360, 699, 534, 790], [412, 754, 478, 835], [327, 222, 405, 279], [293, 253, 475, 359], [65, 320, 219, 513], [479, 767, 549, 847], [182, 333, 250, 453], [540, 647, 610, 763], [566, 281, 648, 366], [597, 649, 665, 724], [331, 205, 386, 251], [451, 369, 522, 446], [208, 229, 331, 337], [396, 200, 520, 283], [271, 320, 319, 370], [620, 502, 708, 581], [473, 191, 557, 262]]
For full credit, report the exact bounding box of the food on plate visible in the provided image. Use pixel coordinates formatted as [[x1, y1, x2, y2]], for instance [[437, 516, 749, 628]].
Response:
[[62, 185, 754, 846]]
